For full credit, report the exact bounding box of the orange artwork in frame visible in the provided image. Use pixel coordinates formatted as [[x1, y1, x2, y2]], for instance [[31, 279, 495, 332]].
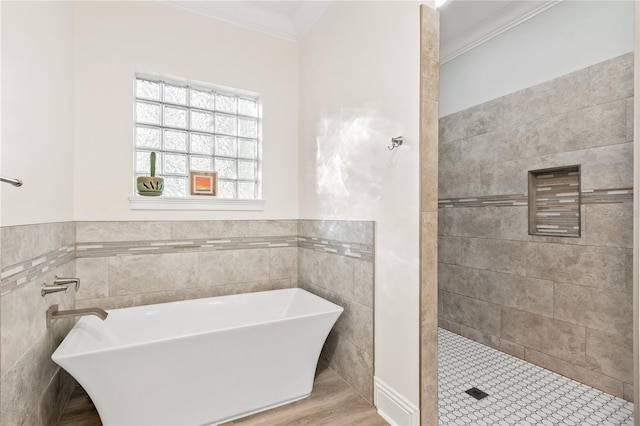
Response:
[[189, 171, 217, 196]]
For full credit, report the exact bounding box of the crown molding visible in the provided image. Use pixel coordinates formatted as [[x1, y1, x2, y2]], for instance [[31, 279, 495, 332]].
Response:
[[441, 0, 563, 64]]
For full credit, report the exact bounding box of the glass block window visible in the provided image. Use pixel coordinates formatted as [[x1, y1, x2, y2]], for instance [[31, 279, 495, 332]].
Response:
[[134, 76, 260, 199]]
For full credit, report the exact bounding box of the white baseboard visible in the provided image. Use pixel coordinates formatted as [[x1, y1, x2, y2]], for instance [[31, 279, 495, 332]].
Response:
[[373, 377, 420, 426]]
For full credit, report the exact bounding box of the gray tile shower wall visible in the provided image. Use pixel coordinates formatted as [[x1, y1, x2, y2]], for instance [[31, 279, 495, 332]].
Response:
[[0, 222, 77, 425], [297, 220, 375, 403], [438, 52, 634, 401], [74, 220, 300, 309]]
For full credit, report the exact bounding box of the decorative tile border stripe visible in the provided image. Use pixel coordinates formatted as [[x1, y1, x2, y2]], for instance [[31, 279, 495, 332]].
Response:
[[439, 188, 633, 208], [297, 236, 374, 262], [0, 234, 374, 296], [1, 245, 76, 296], [581, 188, 634, 204], [74, 236, 373, 261], [439, 194, 527, 208], [75, 236, 299, 258]]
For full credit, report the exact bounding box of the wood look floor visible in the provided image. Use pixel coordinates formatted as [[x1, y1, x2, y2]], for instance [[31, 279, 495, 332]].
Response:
[[57, 363, 387, 426], [57, 385, 100, 426]]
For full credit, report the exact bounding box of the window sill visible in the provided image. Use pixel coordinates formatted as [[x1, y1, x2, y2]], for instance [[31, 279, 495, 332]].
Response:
[[128, 196, 266, 211]]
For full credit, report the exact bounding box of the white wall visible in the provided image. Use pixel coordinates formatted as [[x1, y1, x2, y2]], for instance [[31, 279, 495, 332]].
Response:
[[73, 1, 299, 221], [298, 1, 421, 409], [1, 1, 74, 226], [440, 0, 635, 117], [1, 1, 3, 232]]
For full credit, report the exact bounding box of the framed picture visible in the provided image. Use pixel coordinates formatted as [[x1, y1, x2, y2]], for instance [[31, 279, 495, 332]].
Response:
[[189, 171, 217, 196]]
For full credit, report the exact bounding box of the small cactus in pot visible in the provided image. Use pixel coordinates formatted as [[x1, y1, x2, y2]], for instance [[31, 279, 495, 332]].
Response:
[[137, 152, 164, 196]]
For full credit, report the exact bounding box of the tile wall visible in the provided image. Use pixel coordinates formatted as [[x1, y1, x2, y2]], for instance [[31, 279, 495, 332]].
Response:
[[297, 220, 375, 402], [0, 219, 375, 424], [438, 52, 634, 401], [0, 222, 77, 425], [74, 220, 299, 309]]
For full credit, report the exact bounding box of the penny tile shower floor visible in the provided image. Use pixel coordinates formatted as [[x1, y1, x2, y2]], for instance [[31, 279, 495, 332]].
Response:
[[439, 328, 634, 425]]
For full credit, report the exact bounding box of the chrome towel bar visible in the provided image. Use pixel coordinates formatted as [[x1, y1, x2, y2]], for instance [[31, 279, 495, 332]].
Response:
[[1, 176, 22, 187]]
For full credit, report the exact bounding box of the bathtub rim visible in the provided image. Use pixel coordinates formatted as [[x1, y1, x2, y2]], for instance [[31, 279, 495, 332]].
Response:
[[53, 288, 343, 360]]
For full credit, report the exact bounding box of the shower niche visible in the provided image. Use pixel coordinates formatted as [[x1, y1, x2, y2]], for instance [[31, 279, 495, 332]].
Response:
[[528, 165, 581, 237]]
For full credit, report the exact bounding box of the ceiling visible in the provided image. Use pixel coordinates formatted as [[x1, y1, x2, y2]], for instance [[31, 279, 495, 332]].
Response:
[[164, 0, 562, 62], [163, 0, 331, 41], [245, 1, 304, 18]]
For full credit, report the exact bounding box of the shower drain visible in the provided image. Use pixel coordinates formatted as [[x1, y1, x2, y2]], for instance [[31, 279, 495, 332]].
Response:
[[465, 387, 489, 400]]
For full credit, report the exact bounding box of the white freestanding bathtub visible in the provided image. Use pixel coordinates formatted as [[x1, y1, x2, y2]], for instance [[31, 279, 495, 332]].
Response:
[[52, 288, 343, 425]]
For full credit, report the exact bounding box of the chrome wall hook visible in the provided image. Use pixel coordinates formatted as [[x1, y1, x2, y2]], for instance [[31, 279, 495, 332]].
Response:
[[388, 136, 403, 151]]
